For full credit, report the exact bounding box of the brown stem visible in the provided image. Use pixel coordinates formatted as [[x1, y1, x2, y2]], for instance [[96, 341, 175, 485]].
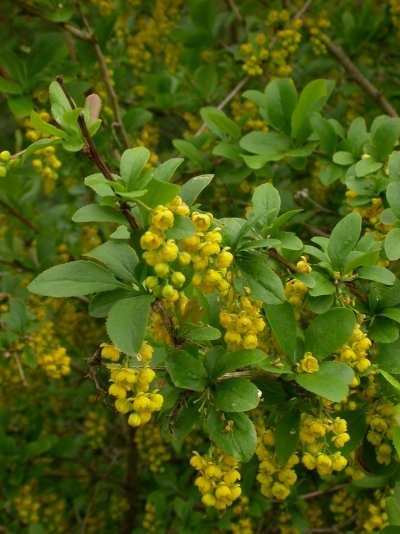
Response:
[[298, 483, 347, 501], [267, 249, 300, 273], [345, 282, 368, 305], [75, 1, 130, 149], [13, 352, 28, 387], [55, 77, 138, 232], [0, 198, 39, 233], [151, 299, 178, 348], [322, 39, 398, 118]]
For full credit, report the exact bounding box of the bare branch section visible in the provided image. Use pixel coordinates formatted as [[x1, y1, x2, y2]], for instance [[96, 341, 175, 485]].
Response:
[[322, 39, 398, 118], [75, 1, 130, 149], [0, 198, 40, 233]]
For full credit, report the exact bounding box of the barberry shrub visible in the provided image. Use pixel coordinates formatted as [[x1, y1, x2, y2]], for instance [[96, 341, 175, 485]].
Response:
[[1, 1, 400, 533]]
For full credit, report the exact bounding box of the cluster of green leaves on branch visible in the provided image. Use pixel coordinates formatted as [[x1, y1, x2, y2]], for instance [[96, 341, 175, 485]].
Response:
[[2, 1, 400, 533]]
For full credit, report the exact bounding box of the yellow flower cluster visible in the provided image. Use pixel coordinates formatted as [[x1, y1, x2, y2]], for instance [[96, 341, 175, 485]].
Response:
[[14, 481, 41, 524], [89, 0, 114, 16], [256, 427, 299, 501], [285, 279, 308, 320], [366, 400, 396, 465], [104, 342, 164, 427], [390, 0, 400, 36], [32, 145, 62, 194], [240, 11, 302, 78], [142, 197, 233, 303], [0, 149, 14, 178], [142, 501, 162, 533], [83, 410, 107, 449], [347, 194, 392, 241], [305, 12, 330, 55], [300, 415, 349, 475], [80, 225, 102, 253], [125, 0, 183, 76], [335, 323, 372, 374], [110, 493, 129, 522], [219, 297, 266, 351], [134, 417, 171, 473], [190, 450, 242, 510], [363, 493, 389, 532], [28, 321, 71, 379], [13, 482, 66, 532], [134, 123, 160, 167], [182, 112, 201, 138], [231, 496, 253, 534], [231, 98, 268, 132]]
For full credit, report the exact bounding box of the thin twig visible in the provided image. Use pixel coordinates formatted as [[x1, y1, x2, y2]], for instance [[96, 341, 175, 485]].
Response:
[[298, 483, 347, 500], [75, 1, 130, 149], [13, 352, 28, 386], [322, 39, 398, 117], [345, 282, 368, 305], [267, 249, 300, 273], [227, 0, 243, 22], [55, 76, 138, 231], [0, 199, 39, 233]]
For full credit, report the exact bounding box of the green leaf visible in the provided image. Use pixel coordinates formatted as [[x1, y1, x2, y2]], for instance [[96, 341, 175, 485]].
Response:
[[207, 410, 256, 462], [379, 308, 400, 323], [183, 325, 221, 341], [240, 131, 290, 157], [379, 369, 400, 394], [212, 348, 267, 378], [355, 157, 383, 177], [139, 178, 180, 208], [275, 410, 300, 465], [194, 64, 218, 99], [376, 338, 400, 373], [214, 378, 260, 412], [123, 107, 153, 130], [296, 361, 355, 402], [308, 271, 335, 297], [49, 80, 73, 124], [332, 151, 355, 166], [8, 96, 33, 118], [120, 147, 150, 189], [180, 174, 213, 206], [264, 302, 296, 361], [371, 118, 400, 161], [291, 79, 332, 143], [84, 173, 115, 197], [0, 76, 22, 94], [319, 163, 343, 185], [251, 183, 281, 225], [370, 317, 399, 343], [88, 289, 135, 318], [343, 250, 380, 274], [311, 114, 337, 155], [154, 158, 183, 182], [327, 212, 362, 270], [387, 182, 400, 218], [166, 350, 207, 391], [84, 242, 138, 282], [173, 139, 202, 165], [385, 229, 400, 261], [200, 107, 241, 140], [258, 356, 292, 374], [165, 215, 196, 239], [110, 226, 131, 240], [304, 308, 356, 358], [28, 261, 124, 297], [21, 138, 61, 163], [72, 204, 127, 224], [235, 259, 285, 305], [264, 78, 297, 136], [106, 295, 153, 355], [30, 110, 67, 139], [357, 266, 395, 285]]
